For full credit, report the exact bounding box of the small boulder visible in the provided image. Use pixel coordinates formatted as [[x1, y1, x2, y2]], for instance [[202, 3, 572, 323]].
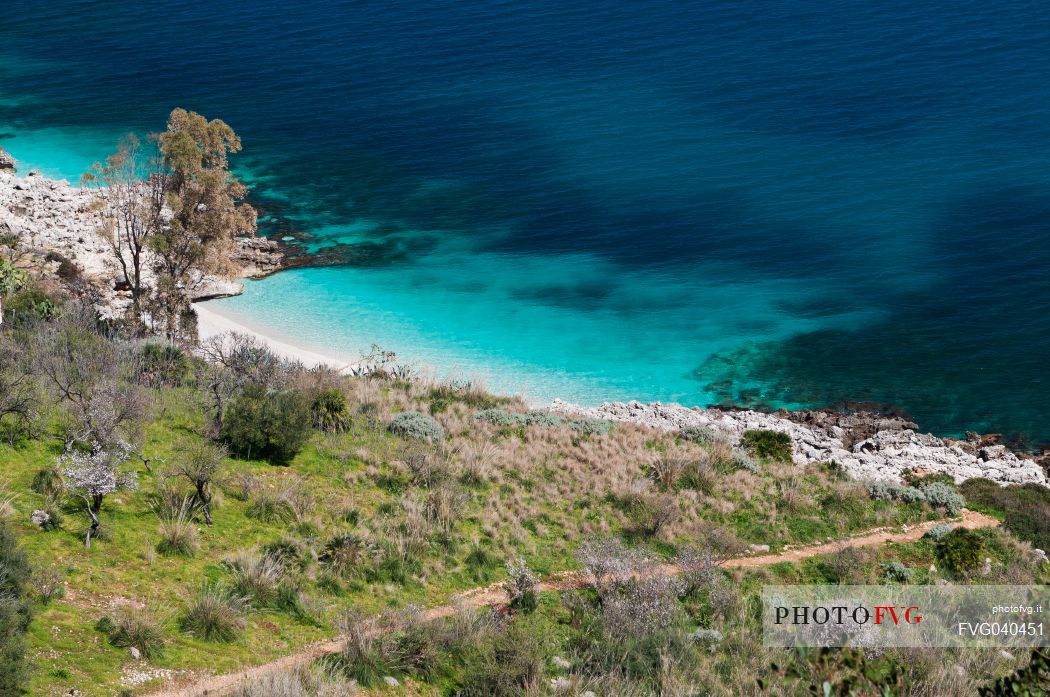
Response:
[[0, 147, 15, 171], [382, 676, 399, 687], [748, 543, 770, 554], [129, 646, 141, 660], [30, 510, 51, 529], [551, 655, 572, 670]]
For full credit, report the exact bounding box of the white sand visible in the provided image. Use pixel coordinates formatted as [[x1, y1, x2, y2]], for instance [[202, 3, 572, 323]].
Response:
[[193, 301, 362, 372]]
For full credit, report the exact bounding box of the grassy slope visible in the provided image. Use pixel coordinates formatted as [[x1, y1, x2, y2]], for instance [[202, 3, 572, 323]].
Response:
[[2, 378, 971, 695]]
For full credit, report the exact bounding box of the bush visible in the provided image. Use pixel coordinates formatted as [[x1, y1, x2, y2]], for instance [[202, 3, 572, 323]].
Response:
[[741, 429, 792, 461], [473, 409, 523, 427], [679, 425, 717, 444], [961, 480, 1050, 550], [731, 448, 760, 473], [881, 561, 913, 583], [140, 343, 190, 387], [107, 608, 165, 659], [388, 411, 444, 442], [937, 528, 983, 574], [230, 664, 357, 697], [522, 410, 565, 427], [924, 524, 954, 541], [0, 522, 31, 696], [569, 417, 613, 436], [311, 388, 350, 433], [458, 624, 546, 697], [225, 549, 284, 607], [156, 505, 200, 557], [502, 558, 538, 613], [246, 490, 291, 523], [179, 583, 248, 642], [30, 466, 63, 498], [222, 385, 312, 465], [319, 533, 372, 578], [922, 481, 965, 516]]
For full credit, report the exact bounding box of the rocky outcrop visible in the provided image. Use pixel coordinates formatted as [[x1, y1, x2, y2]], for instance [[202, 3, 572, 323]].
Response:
[[0, 147, 16, 171], [549, 399, 1048, 487], [0, 170, 283, 314]]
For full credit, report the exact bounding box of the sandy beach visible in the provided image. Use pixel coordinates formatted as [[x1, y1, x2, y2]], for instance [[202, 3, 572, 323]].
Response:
[[194, 300, 363, 372]]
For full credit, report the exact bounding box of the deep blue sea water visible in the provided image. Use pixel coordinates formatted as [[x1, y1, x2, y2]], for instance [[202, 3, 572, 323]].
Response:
[[3, 1, 1050, 443]]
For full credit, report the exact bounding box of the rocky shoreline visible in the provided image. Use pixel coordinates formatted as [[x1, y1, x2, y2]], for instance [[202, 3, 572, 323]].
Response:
[[5, 158, 1047, 490], [550, 399, 1049, 487], [0, 162, 284, 317]]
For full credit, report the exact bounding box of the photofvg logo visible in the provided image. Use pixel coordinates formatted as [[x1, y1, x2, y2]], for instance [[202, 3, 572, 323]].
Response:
[[763, 585, 1050, 648]]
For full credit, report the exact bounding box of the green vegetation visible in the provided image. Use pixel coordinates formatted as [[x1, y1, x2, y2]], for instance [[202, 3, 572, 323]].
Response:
[[0, 521, 31, 697], [961, 478, 1050, 550], [741, 428, 793, 461], [0, 290, 1044, 695]]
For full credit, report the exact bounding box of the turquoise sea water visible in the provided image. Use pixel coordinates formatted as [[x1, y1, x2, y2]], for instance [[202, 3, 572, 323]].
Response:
[[3, 1, 1050, 443]]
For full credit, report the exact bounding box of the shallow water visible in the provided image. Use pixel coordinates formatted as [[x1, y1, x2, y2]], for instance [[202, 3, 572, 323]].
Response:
[[3, 1, 1050, 442]]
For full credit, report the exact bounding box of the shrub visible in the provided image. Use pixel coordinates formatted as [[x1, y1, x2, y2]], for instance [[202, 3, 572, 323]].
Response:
[[458, 624, 546, 697], [0, 522, 31, 695], [523, 410, 565, 427], [679, 425, 717, 444], [230, 664, 357, 697], [924, 524, 954, 541], [222, 385, 312, 465], [179, 583, 248, 642], [569, 417, 613, 436], [741, 429, 793, 461], [29, 567, 64, 605], [473, 409, 523, 427], [731, 448, 760, 473], [319, 533, 373, 578], [311, 388, 350, 433], [389, 411, 445, 442], [140, 343, 190, 387], [961, 480, 1050, 550], [225, 549, 284, 606], [881, 561, 913, 583], [30, 466, 63, 498], [937, 528, 983, 574], [502, 558, 538, 613], [689, 628, 723, 645], [107, 608, 165, 659], [156, 504, 200, 557], [263, 537, 310, 572], [922, 481, 965, 516], [1004, 505, 1050, 553], [246, 490, 291, 523]]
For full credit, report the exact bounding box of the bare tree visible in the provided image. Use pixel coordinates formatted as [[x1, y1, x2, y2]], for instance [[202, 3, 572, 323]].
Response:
[[60, 443, 138, 547], [83, 135, 165, 325], [29, 306, 148, 450], [171, 441, 226, 526], [193, 332, 289, 433]]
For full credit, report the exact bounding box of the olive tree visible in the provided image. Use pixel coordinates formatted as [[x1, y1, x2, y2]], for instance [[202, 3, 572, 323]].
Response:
[[171, 441, 226, 526]]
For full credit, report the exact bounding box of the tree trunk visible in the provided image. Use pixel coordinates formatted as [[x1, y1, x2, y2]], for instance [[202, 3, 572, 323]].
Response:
[[195, 481, 212, 526], [85, 494, 103, 548]]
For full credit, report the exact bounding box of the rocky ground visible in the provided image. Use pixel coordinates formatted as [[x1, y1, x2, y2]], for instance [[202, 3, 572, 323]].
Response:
[[550, 399, 1049, 487], [0, 160, 282, 317]]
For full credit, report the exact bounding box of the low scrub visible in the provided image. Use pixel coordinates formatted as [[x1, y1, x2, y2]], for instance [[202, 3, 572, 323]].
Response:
[[741, 429, 793, 462], [179, 583, 248, 642], [389, 411, 445, 442], [102, 608, 165, 659]]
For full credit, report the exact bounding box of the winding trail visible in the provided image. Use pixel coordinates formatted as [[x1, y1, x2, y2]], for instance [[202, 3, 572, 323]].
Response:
[[151, 510, 998, 697]]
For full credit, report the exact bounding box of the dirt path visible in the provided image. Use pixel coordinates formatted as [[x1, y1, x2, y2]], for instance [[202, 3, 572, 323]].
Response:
[[151, 510, 998, 697]]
